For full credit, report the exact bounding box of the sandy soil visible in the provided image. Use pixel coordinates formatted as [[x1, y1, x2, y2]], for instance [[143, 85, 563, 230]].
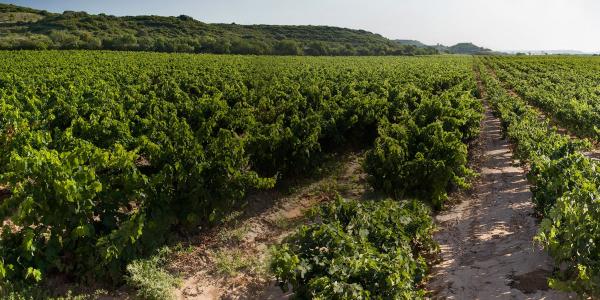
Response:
[[426, 105, 573, 299]]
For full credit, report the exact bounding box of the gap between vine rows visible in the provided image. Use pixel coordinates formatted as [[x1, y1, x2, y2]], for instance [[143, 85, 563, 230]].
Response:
[[425, 64, 572, 299]]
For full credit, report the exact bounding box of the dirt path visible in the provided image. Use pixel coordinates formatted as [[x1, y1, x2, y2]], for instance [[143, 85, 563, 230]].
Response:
[[426, 104, 573, 299]]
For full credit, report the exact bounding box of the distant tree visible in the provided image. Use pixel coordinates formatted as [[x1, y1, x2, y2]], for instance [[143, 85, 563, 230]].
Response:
[[212, 38, 231, 54], [372, 45, 390, 55], [137, 36, 155, 51], [177, 15, 194, 21], [137, 29, 149, 37], [197, 36, 216, 53], [76, 31, 102, 49], [273, 40, 301, 55], [230, 38, 253, 54], [332, 44, 356, 56], [230, 38, 269, 54], [356, 47, 371, 56], [62, 10, 88, 17], [49, 30, 81, 49], [5, 34, 52, 50], [304, 41, 329, 56], [104, 34, 138, 50], [183, 37, 202, 52], [170, 37, 197, 52]]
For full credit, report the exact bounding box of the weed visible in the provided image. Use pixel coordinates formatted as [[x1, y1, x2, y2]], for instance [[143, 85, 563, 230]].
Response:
[[217, 224, 250, 244], [211, 248, 267, 277], [125, 247, 181, 300]]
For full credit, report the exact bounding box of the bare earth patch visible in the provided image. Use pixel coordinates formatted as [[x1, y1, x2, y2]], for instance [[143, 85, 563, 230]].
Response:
[[426, 105, 574, 299], [169, 153, 371, 299]]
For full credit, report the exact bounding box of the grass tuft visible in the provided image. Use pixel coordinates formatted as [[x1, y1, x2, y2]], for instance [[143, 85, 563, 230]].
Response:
[[125, 247, 181, 300]]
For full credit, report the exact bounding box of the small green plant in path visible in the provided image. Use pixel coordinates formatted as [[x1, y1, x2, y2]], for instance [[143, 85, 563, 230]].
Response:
[[125, 247, 181, 300]]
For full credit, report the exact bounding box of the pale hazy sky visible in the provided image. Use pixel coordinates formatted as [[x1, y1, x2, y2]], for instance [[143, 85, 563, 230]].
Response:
[[5, 0, 600, 52]]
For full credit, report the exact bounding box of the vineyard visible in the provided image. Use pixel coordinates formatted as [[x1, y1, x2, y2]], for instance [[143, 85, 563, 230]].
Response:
[[1, 51, 600, 299], [0, 52, 483, 298], [484, 56, 600, 140], [480, 56, 600, 297]]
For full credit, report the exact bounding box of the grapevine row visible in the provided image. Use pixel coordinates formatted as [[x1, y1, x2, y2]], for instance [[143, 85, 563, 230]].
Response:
[[484, 56, 600, 141], [477, 58, 600, 296], [0, 52, 482, 288]]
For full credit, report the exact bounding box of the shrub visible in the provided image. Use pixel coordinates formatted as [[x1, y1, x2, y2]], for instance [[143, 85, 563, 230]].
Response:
[[270, 197, 437, 299]]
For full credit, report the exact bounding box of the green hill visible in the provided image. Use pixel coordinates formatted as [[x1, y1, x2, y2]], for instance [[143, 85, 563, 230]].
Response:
[[0, 3, 438, 56], [394, 39, 428, 48], [446, 42, 491, 54], [396, 39, 492, 54], [433, 42, 491, 54]]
